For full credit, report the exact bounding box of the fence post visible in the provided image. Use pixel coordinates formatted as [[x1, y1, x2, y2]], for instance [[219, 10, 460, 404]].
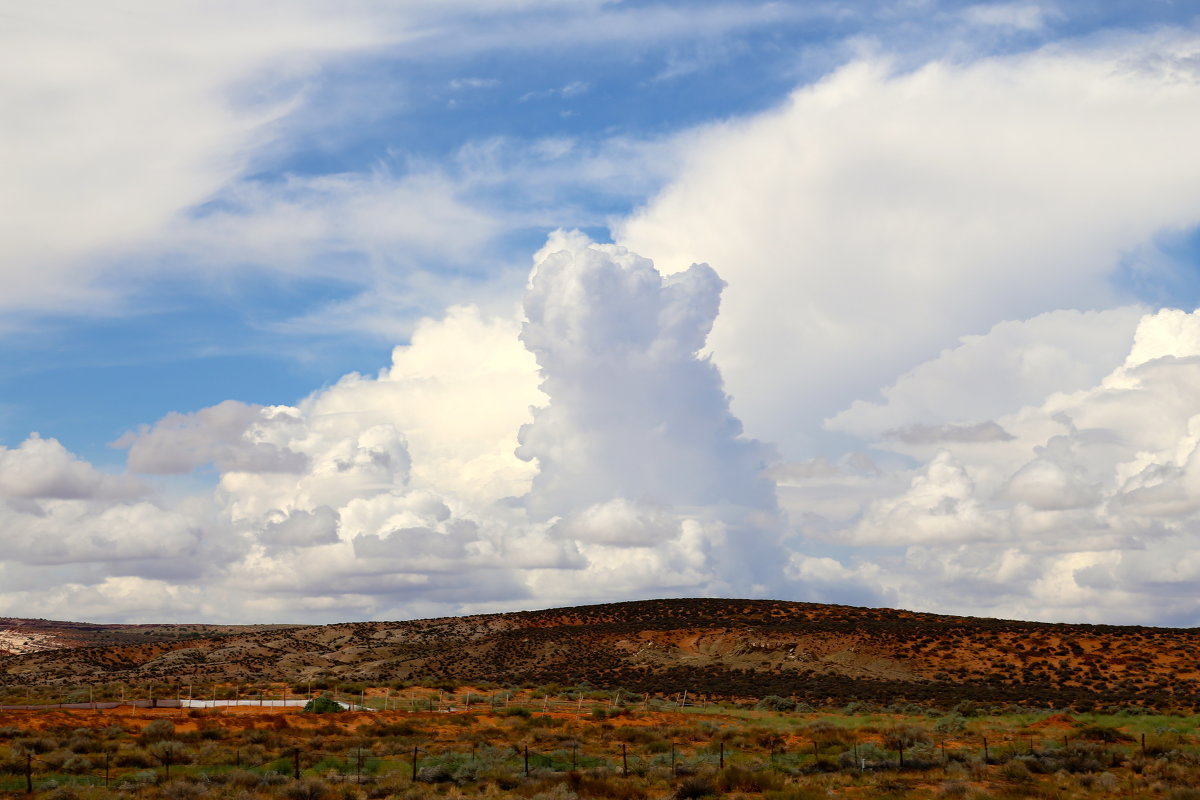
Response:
[[165, 749, 171, 782], [621, 743, 627, 776], [524, 745, 530, 777], [719, 742, 724, 770], [411, 746, 418, 782], [25, 753, 32, 794], [294, 748, 301, 780], [105, 752, 110, 788], [1141, 733, 1146, 758], [671, 743, 676, 775], [982, 737, 989, 764], [356, 750, 362, 783]]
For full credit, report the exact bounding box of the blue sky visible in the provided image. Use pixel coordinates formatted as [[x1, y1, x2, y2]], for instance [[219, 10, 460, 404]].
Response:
[[4, 1, 1200, 625], [8, 0, 1192, 462]]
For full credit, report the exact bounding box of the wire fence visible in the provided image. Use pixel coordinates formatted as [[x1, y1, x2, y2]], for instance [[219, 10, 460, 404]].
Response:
[[2, 742, 708, 791], [0, 728, 1160, 793]]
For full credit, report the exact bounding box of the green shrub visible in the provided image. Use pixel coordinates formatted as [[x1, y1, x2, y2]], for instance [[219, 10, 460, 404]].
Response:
[[60, 754, 93, 774], [934, 714, 967, 733], [1076, 725, 1133, 743], [715, 765, 783, 793], [674, 776, 717, 799], [282, 777, 332, 800], [140, 719, 176, 744], [882, 724, 932, 752], [756, 696, 796, 712], [303, 696, 343, 714], [113, 748, 155, 768]]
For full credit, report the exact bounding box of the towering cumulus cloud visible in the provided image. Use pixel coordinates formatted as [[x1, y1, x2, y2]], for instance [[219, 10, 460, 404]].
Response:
[[518, 235, 785, 598], [519, 235, 776, 516]]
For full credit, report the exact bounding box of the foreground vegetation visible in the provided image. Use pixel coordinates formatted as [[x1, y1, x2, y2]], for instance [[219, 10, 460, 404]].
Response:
[[2, 686, 1200, 798]]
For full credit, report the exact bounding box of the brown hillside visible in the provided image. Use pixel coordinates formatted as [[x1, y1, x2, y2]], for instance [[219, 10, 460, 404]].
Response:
[[0, 618, 296, 655], [1, 598, 1196, 710]]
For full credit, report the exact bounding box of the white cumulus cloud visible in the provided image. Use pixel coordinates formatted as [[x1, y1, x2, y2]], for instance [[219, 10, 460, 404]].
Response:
[[618, 33, 1200, 458], [791, 307, 1200, 623]]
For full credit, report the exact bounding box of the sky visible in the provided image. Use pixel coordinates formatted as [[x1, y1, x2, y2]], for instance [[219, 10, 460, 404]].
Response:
[[4, 0, 1200, 625]]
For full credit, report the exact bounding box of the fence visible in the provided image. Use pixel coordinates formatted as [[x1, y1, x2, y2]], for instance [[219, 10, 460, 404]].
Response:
[[0, 726, 1156, 793]]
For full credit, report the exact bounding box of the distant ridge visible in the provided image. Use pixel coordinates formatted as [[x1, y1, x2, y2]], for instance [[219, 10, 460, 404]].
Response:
[[2, 598, 1197, 710]]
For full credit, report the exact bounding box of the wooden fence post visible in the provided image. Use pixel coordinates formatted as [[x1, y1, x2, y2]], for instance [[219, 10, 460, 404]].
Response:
[[411, 746, 418, 782], [294, 748, 301, 780], [622, 743, 627, 776]]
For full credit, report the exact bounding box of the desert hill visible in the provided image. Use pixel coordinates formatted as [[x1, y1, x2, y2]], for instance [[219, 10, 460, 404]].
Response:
[[0, 618, 292, 656], [2, 598, 1197, 710]]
